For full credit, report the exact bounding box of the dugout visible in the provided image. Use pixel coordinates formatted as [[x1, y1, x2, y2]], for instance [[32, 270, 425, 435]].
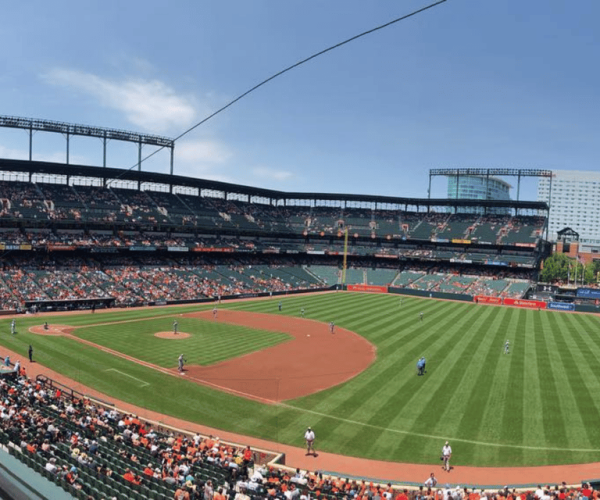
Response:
[[24, 297, 115, 313]]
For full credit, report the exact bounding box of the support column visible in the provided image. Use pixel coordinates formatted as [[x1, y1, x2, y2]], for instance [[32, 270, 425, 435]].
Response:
[[29, 127, 33, 161], [428, 172, 432, 199], [170, 146, 174, 176], [103, 132, 107, 168], [138, 140, 142, 190], [66, 133, 70, 165]]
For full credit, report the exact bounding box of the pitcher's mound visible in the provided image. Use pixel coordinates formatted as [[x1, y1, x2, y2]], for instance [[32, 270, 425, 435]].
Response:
[[154, 331, 190, 339], [29, 325, 72, 336]]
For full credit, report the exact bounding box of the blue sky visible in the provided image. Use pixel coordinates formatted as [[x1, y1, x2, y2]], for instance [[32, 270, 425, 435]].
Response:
[[0, 0, 598, 201]]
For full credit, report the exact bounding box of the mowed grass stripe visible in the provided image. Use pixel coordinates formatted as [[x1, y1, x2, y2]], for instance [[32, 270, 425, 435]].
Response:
[[422, 305, 510, 466], [532, 311, 571, 465], [551, 313, 600, 447], [471, 307, 524, 465], [521, 310, 548, 464], [498, 309, 526, 465]]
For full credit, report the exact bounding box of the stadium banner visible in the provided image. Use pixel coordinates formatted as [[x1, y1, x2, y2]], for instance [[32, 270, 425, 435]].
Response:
[[192, 247, 234, 252], [475, 295, 502, 305], [547, 302, 575, 311], [503, 298, 547, 309], [167, 246, 189, 252], [263, 248, 280, 254], [484, 260, 509, 266], [19, 244, 32, 250], [432, 238, 449, 243], [91, 247, 118, 253], [450, 258, 472, 264], [307, 250, 326, 255], [515, 242, 536, 248], [451, 239, 472, 244], [129, 246, 156, 251], [537, 283, 559, 293], [347, 284, 388, 293], [576, 288, 600, 299], [375, 253, 398, 259], [47, 244, 76, 251], [2, 244, 20, 250]]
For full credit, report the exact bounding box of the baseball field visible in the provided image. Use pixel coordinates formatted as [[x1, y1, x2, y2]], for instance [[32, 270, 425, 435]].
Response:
[[2, 291, 600, 468]]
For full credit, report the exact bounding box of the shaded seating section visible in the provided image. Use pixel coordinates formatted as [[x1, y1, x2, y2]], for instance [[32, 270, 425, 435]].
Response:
[[343, 268, 365, 285], [435, 214, 477, 240], [437, 275, 478, 294], [366, 268, 399, 286], [470, 215, 508, 244], [500, 281, 531, 298], [70, 185, 121, 224], [38, 182, 84, 222], [0, 180, 547, 250], [500, 216, 546, 245], [175, 194, 226, 229], [308, 265, 340, 285], [0, 180, 48, 220], [393, 271, 426, 286], [143, 191, 196, 226], [469, 278, 510, 297], [407, 273, 445, 291]]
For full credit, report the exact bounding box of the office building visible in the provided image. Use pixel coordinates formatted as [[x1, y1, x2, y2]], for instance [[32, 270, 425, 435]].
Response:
[[537, 170, 600, 244]]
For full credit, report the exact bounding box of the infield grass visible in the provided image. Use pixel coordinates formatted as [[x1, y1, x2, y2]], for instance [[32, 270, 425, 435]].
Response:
[[2, 292, 600, 467], [71, 316, 290, 368]]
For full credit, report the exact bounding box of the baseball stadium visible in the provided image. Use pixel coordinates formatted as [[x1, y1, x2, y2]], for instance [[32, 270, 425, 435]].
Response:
[[0, 114, 599, 500], [2, 1, 600, 498]]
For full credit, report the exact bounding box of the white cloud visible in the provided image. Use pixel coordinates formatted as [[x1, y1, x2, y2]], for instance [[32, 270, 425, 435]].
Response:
[[0, 144, 88, 165], [252, 166, 293, 182], [175, 162, 234, 184], [171, 139, 234, 183], [42, 68, 196, 134], [176, 139, 232, 164], [0, 144, 27, 161]]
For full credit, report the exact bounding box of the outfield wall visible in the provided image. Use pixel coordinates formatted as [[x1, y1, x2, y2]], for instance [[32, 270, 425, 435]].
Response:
[[388, 286, 473, 302]]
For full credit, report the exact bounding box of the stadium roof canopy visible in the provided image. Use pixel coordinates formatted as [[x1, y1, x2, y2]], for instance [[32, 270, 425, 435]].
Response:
[[0, 158, 548, 211]]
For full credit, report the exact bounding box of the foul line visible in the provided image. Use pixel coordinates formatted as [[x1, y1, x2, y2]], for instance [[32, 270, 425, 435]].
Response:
[[277, 403, 600, 453], [104, 368, 150, 387]]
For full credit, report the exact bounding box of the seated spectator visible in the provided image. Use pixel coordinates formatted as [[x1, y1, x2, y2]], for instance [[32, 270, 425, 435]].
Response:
[[45, 457, 58, 474]]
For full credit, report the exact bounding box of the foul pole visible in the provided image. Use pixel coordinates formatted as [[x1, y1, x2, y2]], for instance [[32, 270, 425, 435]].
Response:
[[342, 228, 349, 284]]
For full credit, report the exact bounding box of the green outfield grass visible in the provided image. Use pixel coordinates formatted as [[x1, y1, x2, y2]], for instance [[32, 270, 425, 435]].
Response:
[[1, 293, 600, 467], [71, 316, 290, 368]]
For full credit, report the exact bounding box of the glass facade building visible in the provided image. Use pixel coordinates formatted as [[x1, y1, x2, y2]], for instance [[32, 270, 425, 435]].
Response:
[[446, 175, 511, 213]]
